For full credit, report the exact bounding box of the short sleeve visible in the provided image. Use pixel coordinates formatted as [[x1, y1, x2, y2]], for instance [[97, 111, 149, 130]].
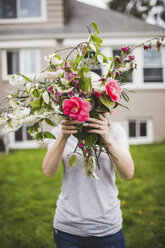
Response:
[[112, 123, 129, 148], [47, 125, 61, 150]]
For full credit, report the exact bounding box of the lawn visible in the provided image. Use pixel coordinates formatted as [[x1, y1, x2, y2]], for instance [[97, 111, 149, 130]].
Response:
[[0, 143, 165, 248]]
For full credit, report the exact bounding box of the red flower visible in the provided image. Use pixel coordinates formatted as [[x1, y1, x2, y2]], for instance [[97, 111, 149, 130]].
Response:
[[62, 96, 91, 122], [105, 79, 122, 103], [121, 46, 130, 53], [129, 55, 135, 61]]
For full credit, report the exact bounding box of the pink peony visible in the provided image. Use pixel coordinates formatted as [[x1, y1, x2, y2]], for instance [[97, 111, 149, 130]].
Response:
[[62, 96, 91, 122], [121, 46, 130, 53], [105, 79, 122, 103]]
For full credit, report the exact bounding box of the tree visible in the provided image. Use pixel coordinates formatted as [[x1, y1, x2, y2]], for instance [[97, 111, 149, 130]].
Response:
[[108, 0, 165, 27]]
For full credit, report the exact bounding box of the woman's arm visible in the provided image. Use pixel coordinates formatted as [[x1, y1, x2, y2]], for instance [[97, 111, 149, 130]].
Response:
[[42, 119, 79, 177], [87, 114, 134, 180]]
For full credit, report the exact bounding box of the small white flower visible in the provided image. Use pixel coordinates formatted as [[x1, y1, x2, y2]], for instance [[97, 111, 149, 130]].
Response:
[[92, 84, 105, 93], [9, 99, 17, 109], [52, 113, 63, 125], [44, 53, 63, 65], [120, 62, 130, 72], [8, 107, 31, 120], [22, 115, 39, 125], [61, 78, 69, 86], [0, 112, 8, 126], [55, 85, 74, 93], [34, 109, 54, 118], [9, 74, 27, 89], [52, 104, 63, 114], [3, 119, 22, 133], [36, 138, 55, 145], [42, 69, 63, 80]]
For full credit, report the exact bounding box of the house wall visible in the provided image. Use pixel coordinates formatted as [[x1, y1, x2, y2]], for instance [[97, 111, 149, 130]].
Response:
[[0, 0, 64, 29], [0, 0, 165, 148], [110, 89, 165, 142]]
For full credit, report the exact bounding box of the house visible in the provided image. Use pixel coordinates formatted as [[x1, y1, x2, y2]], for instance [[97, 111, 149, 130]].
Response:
[[0, 0, 165, 150]]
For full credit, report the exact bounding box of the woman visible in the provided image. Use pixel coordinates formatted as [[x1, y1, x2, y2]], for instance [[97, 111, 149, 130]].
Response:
[[42, 112, 134, 248]]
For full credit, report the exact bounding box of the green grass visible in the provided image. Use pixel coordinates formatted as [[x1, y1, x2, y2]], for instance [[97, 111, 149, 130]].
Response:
[[0, 143, 165, 248]]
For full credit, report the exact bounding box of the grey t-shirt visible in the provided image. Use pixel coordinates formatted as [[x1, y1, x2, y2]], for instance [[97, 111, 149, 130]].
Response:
[[48, 123, 129, 237]]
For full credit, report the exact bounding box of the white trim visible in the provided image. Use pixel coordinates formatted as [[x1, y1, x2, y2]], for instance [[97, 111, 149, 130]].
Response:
[[127, 119, 154, 144], [2, 48, 41, 80], [0, 39, 56, 49], [8, 132, 41, 149], [0, 0, 47, 24], [64, 38, 165, 47]]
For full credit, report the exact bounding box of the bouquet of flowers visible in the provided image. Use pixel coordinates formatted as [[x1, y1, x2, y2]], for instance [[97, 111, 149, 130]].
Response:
[[0, 23, 164, 179]]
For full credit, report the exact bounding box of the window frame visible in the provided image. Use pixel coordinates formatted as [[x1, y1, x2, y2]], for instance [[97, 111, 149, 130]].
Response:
[[2, 48, 41, 80], [8, 125, 40, 149], [143, 48, 164, 83], [127, 119, 154, 144], [0, 0, 47, 23]]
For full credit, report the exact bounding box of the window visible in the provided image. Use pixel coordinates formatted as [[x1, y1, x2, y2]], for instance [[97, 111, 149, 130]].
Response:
[[128, 119, 153, 144], [113, 49, 133, 83], [143, 49, 163, 83], [0, 0, 45, 21], [3, 49, 40, 78], [15, 125, 33, 142], [129, 120, 147, 138]]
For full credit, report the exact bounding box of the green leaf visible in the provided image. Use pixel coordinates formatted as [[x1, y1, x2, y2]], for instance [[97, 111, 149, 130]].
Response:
[[45, 118, 55, 126], [95, 105, 110, 113], [110, 62, 113, 70], [16, 73, 33, 82], [69, 59, 77, 70], [32, 88, 40, 98], [34, 132, 43, 140], [44, 131, 56, 139], [78, 77, 85, 91], [28, 126, 33, 134], [29, 97, 42, 108], [91, 22, 99, 33], [100, 95, 116, 111], [121, 91, 129, 102], [89, 110, 99, 119], [85, 134, 98, 148], [102, 54, 108, 63], [84, 77, 92, 93], [69, 154, 78, 167], [80, 66, 90, 73], [91, 35, 103, 45], [117, 102, 129, 110], [54, 54, 62, 60]]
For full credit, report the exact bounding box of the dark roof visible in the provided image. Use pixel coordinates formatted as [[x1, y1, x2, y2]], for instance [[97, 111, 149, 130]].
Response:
[[0, 0, 164, 39], [64, 0, 165, 34]]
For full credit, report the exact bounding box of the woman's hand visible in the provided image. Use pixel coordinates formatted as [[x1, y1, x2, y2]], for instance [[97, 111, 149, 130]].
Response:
[[61, 119, 80, 140], [87, 113, 113, 145]]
